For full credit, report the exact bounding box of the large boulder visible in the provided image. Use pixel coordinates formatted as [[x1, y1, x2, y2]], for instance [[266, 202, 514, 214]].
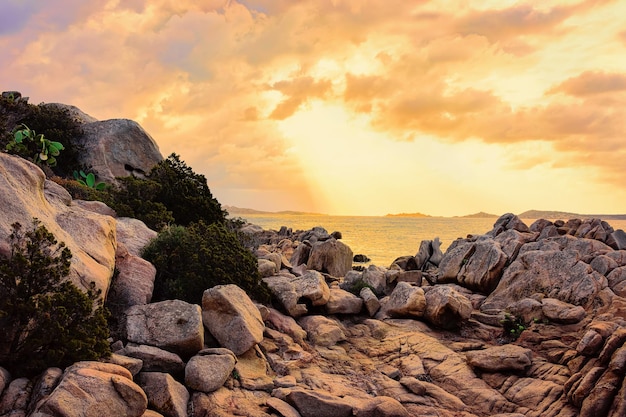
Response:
[[298, 316, 346, 347], [0, 153, 116, 297], [201, 285, 265, 356], [117, 344, 186, 376], [383, 282, 426, 318], [75, 119, 163, 184], [286, 388, 353, 417], [115, 217, 158, 257], [424, 286, 473, 329], [30, 362, 147, 417], [263, 270, 330, 317], [185, 349, 237, 393], [465, 345, 533, 372], [136, 372, 189, 417], [107, 243, 156, 316], [125, 300, 204, 358], [325, 288, 363, 315], [438, 239, 508, 294], [307, 238, 353, 277], [481, 249, 606, 312]]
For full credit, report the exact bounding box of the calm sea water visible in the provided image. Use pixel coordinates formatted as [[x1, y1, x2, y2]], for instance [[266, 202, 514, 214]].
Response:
[[238, 214, 626, 268]]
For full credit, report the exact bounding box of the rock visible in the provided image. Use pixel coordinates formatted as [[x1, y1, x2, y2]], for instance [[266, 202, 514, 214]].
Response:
[[0, 367, 11, 400], [507, 297, 544, 324], [290, 242, 312, 267], [234, 346, 274, 391], [41, 102, 98, 124], [125, 300, 204, 358], [607, 266, 626, 296], [299, 316, 346, 347], [576, 329, 604, 356], [190, 387, 270, 417], [608, 229, 626, 250], [31, 362, 147, 417], [265, 308, 307, 343], [383, 282, 426, 318], [590, 254, 619, 277], [116, 217, 158, 257], [202, 284, 265, 355], [117, 344, 185, 376], [0, 377, 31, 415], [482, 250, 605, 312], [258, 258, 278, 277], [185, 349, 237, 393], [26, 367, 63, 416], [73, 199, 117, 217], [287, 389, 353, 417], [399, 377, 466, 410], [307, 238, 353, 277], [266, 397, 301, 417], [465, 345, 533, 372], [360, 287, 381, 317], [107, 243, 156, 316], [136, 372, 189, 417], [423, 286, 473, 329], [349, 395, 410, 417], [391, 270, 423, 287], [541, 298, 586, 324], [489, 213, 530, 236], [75, 119, 163, 184], [360, 265, 388, 295], [263, 271, 330, 317], [104, 353, 144, 376], [0, 153, 116, 298], [326, 288, 363, 315], [494, 229, 536, 264], [415, 238, 444, 269]]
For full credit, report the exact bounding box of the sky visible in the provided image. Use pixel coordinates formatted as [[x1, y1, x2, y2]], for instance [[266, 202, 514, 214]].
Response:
[[1, 0, 625, 217]]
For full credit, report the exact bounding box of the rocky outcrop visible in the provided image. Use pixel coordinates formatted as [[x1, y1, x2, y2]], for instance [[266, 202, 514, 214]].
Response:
[[74, 119, 163, 184], [0, 153, 116, 298]]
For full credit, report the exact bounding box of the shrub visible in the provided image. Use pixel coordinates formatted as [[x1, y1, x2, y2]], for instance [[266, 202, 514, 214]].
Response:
[[107, 176, 174, 231], [147, 153, 226, 226], [142, 221, 272, 305], [0, 219, 110, 377], [0, 99, 85, 177]]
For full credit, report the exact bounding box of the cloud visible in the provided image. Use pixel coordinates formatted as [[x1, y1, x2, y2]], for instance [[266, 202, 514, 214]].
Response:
[[548, 71, 626, 96], [269, 76, 333, 120]]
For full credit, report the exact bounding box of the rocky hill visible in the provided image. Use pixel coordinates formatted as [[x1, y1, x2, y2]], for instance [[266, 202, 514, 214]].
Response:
[[2, 95, 626, 417]]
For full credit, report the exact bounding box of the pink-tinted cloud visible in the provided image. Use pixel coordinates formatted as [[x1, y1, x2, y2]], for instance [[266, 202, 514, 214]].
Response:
[[548, 71, 626, 96]]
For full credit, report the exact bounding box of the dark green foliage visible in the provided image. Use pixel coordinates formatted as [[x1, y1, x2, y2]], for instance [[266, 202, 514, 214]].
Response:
[[107, 176, 174, 231], [142, 221, 272, 305], [346, 278, 376, 296], [147, 153, 226, 226], [500, 313, 526, 341], [0, 220, 110, 377], [0, 98, 85, 177]]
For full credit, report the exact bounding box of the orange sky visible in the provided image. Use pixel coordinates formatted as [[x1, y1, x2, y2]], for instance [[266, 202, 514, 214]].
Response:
[[2, 0, 625, 216]]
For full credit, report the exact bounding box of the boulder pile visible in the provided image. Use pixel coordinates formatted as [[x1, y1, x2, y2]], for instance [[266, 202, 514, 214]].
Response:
[[2, 104, 626, 416]]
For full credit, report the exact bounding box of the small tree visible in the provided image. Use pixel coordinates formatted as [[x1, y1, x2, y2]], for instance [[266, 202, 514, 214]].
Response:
[[142, 221, 272, 305], [148, 153, 226, 226], [0, 219, 110, 377]]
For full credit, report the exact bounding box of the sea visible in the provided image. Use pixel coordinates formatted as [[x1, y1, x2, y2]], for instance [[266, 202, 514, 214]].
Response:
[[235, 213, 626, 268]]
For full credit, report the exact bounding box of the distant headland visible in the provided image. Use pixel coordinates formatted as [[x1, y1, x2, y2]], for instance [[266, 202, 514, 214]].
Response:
[[228, 205, 626, 220]]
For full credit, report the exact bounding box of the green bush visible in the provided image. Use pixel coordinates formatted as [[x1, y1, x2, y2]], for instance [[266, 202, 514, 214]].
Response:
[[147, 153, 226, 226], [0, 99, 85, 177], [107, 176, 174, 231], [142, 221, 271, 305], [0, 219, 110, 377]]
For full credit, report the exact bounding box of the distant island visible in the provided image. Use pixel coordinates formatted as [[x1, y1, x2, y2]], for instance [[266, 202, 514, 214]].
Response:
[[385, 212, 433, 218], [518, 210, 626, 221], [227, 205, 626, 220], [225, 205, 326, 216]]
